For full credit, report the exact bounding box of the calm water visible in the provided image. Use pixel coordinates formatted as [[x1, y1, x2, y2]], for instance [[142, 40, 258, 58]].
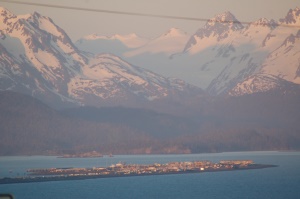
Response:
[[0, 151, 300, 199]]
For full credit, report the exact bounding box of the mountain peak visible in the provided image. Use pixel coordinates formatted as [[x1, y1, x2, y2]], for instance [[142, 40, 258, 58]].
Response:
[[83, 33, 141, 41], [83, 33, 99, 40], [0, 7, 15, 18], [0, 6, 8, 12], [183, 11, 243, 53], [206, 11, 243, 30], [163, 28, 187, 37], [78, 32, 150, 52], [32, 11, 42, 18], [113, 33, 140, 40], [229, 74, 300, 96], [19, 11, 44, 22], [211, 11, 236, 22], [250, 18, 278, 29], [279, 7, 300, 24]]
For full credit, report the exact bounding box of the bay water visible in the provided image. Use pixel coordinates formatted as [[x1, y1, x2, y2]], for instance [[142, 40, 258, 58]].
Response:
[[0, 151, 299, 199]]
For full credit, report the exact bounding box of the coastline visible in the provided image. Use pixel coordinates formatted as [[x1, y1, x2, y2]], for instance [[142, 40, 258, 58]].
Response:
[[1, 150, 300, 157], [0, 164, 277, 185]]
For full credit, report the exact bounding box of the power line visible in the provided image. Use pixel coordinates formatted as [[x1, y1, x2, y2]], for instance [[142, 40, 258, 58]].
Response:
[[2, 0, 209, 22], [1, 0, 299, 28]]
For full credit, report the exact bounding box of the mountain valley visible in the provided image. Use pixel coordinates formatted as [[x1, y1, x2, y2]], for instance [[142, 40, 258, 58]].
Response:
[[0, 6, 300, 155]]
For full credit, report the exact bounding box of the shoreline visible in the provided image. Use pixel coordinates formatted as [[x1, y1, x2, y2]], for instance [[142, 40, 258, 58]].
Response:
[[0, 164, 277, 185], [1, 150, 300, 157]]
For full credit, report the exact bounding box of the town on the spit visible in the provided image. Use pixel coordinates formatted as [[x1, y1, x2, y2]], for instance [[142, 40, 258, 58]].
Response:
[[0, 160, 277, 184]]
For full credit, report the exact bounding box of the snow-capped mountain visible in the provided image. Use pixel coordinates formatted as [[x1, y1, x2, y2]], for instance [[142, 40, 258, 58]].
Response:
[[124, 28, 189, 57], [228, 74, 300, 96], [75, 8, 300, 97], [0, 7, 202, 108], [76, 28, 189, 57], [3, 6, 299, 104], [183, 11, 244, 54], [260, 28, 300, 85], [228, 27, 300, 97], [175, 12, 274, 90], [68, 53, 200, 107], [0, 7, 86, 107], [121, 28, 191, 81], [183, 8, 300, 95], [76, 28, 191, 87], [75, 33, 149, 57], [279, 7, 300, 25]]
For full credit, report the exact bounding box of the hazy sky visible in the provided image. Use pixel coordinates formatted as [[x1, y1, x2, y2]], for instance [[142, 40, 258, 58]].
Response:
[[1, 0, 299, 41]]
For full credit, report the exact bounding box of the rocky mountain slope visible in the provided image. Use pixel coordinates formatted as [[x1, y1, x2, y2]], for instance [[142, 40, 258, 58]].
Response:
[[76, 7, 300, 96], [0, 7, 202, 109], [0, 91, 156, 155], [228, 74, 300, 96], [181, 7, 300, 95], [75, 33, 150, 57], [75, 28, 191, 82], [75, 28, 189, 57], [1, 89, 300, 155], [1, 6, 300, 155]]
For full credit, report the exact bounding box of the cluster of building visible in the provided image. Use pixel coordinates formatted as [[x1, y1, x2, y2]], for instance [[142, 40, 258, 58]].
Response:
[[27, 160, 255, 177]]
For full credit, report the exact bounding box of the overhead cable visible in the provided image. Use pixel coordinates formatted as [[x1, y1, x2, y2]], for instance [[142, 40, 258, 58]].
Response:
[[0, 0, 299, 28]]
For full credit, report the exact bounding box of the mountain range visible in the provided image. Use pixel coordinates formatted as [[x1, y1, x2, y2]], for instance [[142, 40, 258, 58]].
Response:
[[1, 7, 300, 107], [76, 7, 300, 96], [0, 7, 202, 109], [0, 7, 300, 155]]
